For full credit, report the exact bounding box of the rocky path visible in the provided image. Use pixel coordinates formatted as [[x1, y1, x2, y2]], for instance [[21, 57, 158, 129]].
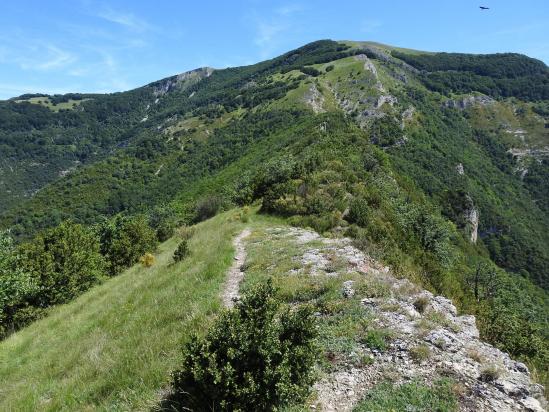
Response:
[[221, 228, 251, 308]]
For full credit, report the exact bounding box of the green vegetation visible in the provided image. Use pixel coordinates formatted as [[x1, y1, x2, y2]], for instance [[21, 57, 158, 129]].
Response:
[[354, 379, 458, 412], [0, 39, 548, 403], [0, 231, 37, 337], [173, 240, 189, 262], [392, 51, 549, 100], [96, 214, 157, 276], [170, 280, 317, 411], [0, 212, 240, 411], [361, 329, 391, 351], [0, 88, 153, 213], [409, 344, 432, 362], [0, 214, 159, 338], [14, 96, 89, 112]]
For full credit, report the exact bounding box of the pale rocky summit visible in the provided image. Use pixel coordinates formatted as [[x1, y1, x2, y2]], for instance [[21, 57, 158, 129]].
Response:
[[152, 67, 214, 97]]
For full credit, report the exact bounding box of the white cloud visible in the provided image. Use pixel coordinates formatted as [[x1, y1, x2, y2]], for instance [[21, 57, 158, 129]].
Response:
[[249, 4, 304, 60], [275, 4, 303, 16], [10, 43, 77, 71], [254, 22, 286, 47], [36, 45, 76, 70], [95, 7, 153, 32]]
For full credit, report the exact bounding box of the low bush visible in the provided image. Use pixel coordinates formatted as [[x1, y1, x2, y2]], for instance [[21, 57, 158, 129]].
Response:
[[19, 221, 106, 306], [148, 205, 177, 242], [479, 364, 503, 382], [413, 296, 430, 313], [176, 226, 195, 241], [348, 198, 370, 227], [139, 253, 155, 268], [96, 215, 158, 276], [240, 206, 250, 223], [171, 280, 317, 411], [362, 329, 391, 351], [195, 196, 223, 222], [410, 344, 431, 362], [0, 230, 38, 337], [173, 241, 189, 263], [300, 66, 321, 77]]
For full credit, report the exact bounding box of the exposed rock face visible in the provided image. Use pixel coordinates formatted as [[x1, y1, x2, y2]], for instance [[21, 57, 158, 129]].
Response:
[[356, 45, 420, 75], [152, 67, 214, 97], [444, 95, 495, 110], [507, 147, 549, 179], [508, 147, 549, 160], [354, 54, 384, 92], [462, 194, 479, 243], [376, 95, 398, 109], [401, 106, 415, 122], [304, 84, 326, 114], [263, 227, 545, 412], [465, 205, 479, 243]]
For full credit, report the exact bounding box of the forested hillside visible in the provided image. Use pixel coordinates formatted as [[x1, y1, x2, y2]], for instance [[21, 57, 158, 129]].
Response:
[[1, 40, 548, 403]]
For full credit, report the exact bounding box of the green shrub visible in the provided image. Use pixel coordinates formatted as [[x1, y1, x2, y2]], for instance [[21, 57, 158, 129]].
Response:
[[362, 329, 391, 351], [413, 296, 430, 313], [173, 240, 189, 262], [195, 196, 223, 222], [148, 205, 177, 242], [9, 305, 46, 331], [171, 280, 317, 411], [240, 206, 250, 223], [19, 221, 106, 306], [0, 230, 38, 337], [348, 198, 370, 227], [410, 344, 431, 362], [96, 215, 158, 276], [300, 66, 321, 77]]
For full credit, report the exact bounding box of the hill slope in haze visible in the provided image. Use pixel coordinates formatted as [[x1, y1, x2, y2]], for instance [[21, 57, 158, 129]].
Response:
[[1, 40, 548, 396]]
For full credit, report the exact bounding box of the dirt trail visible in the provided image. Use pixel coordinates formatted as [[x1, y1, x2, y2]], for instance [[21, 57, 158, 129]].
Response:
[[222, 229, 251, 308]]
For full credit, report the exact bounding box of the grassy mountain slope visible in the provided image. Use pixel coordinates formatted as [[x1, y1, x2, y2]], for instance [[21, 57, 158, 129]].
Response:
[[1, 40, 548, 396], [0, 211, 243, 411], [2, 42, 547, 285], [1, 210, 545, 410]]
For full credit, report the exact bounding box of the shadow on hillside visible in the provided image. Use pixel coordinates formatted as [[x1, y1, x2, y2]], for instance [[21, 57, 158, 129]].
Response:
[[153, 388, 210, 412]]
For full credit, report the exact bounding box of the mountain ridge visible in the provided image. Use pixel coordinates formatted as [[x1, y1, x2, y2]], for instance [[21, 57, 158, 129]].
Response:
[[1, 40, 548, 405]]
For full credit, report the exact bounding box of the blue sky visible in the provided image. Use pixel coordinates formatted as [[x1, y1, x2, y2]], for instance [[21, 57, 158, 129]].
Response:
[[1, 0, 548, 99]]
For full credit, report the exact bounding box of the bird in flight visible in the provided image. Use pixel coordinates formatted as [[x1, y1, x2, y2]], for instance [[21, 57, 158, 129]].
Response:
[[479, 6, 490, 9]]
